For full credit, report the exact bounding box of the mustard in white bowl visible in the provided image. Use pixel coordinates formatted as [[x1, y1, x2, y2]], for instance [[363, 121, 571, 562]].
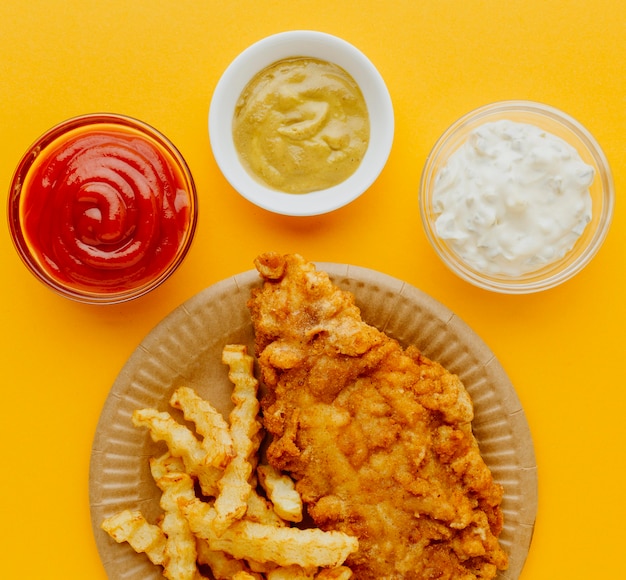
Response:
[[209, 30, 394, 217]]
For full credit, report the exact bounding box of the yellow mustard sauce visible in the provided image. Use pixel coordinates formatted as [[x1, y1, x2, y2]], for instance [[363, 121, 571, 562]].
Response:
[[233, 57, 370, 194]]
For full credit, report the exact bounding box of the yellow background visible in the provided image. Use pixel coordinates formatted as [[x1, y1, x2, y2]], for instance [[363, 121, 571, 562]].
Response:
[[1, 1, 625, 578]]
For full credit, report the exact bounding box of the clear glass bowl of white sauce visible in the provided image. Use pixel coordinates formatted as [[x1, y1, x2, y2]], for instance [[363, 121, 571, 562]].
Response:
[[419, 100, 614, 293]]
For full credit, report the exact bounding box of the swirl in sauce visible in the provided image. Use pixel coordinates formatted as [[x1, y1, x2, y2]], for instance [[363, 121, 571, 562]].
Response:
[[19, 126, 194, 293]]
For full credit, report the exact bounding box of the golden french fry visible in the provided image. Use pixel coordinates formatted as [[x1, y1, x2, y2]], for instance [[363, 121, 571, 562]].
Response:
[[257, 464, 303, 523], [170, 386, 234, 469], [182, 497, 358, 568], [151, 458, 199, 580], [245, 487, 287, 527], [161, 508, 198, 579], [210, 345, 263, 536], [210, 520, 358, 569], [132, 408, 222, 497], [211, 455, 253, 536], [101, 509, 167, 567]]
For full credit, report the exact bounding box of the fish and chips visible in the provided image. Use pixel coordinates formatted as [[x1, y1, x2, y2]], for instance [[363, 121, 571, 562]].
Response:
[[101, 253, 508, 579]]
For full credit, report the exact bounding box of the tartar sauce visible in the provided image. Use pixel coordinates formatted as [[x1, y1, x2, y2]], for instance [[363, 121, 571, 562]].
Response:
[[432, 120, 594, 276]]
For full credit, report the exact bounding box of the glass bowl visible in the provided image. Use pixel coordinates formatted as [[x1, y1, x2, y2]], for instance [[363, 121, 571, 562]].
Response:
[[209, 30, 394, 216], [8, 113, 198, 304], [419, 100, 614, 294]]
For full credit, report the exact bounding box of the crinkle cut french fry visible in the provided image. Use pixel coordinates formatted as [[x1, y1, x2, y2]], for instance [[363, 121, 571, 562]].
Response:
[[150, 457, 199, 580], [101, 510, 167, 567], [208, 520, 358, 569], [211, 454, 254, 536], [182, 497, 359, 568], [132, 408, 222, 497], [210, 345, 263, 536], [170, 386, 234, 469], [245, 487, 287, 527], [161, 507, 198, 580], [257, 464, 303, 523]]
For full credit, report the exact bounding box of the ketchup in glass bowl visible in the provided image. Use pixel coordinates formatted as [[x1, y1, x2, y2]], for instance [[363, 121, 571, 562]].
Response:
[[8, 114, 198, 304]]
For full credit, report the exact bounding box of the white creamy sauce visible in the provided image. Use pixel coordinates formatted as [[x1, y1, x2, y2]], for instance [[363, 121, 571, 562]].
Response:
[[433, 120, 594, 276]]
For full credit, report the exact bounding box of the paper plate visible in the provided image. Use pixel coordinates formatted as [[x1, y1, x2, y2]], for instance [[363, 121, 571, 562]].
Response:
[[90, 263, 537, 579]]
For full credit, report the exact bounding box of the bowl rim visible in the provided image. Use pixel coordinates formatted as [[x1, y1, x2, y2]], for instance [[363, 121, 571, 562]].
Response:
[[419, 99, 615, 294], [208, 29, 394, 217], [7, 112, 198, 305]]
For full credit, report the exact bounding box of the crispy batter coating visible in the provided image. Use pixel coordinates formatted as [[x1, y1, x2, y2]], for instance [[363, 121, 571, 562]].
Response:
[[248, 253, 508, 580]]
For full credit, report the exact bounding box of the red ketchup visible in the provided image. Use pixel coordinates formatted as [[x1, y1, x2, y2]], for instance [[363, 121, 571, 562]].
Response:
[[14, 119, 196, 299]]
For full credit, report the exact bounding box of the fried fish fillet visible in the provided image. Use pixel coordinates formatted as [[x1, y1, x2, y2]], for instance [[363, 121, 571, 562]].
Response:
[[248, 253, 508, 580]]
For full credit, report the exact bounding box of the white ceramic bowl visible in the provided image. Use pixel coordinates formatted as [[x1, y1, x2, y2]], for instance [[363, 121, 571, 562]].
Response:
[[209, 30, 394, 216], [419, 100, 615, 294]]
